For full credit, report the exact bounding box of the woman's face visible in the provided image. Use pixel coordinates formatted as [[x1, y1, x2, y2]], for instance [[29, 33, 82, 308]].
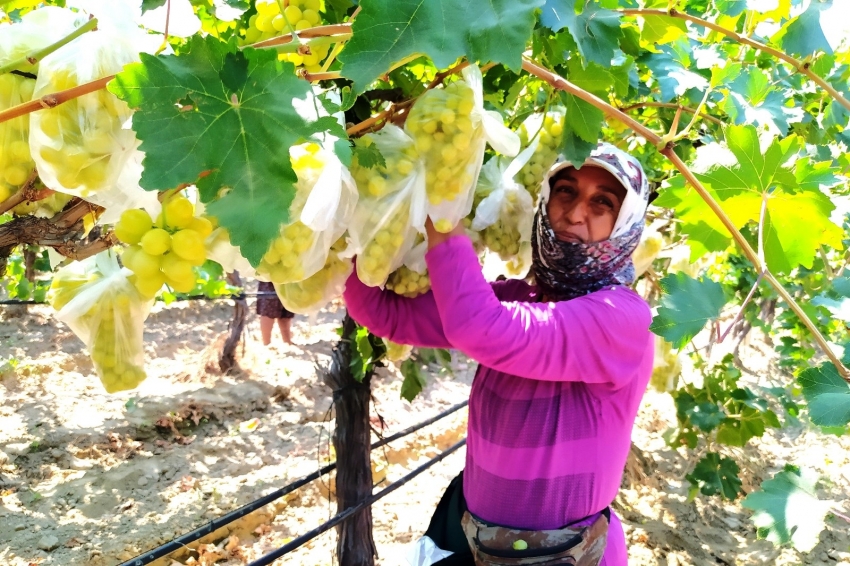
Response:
[[546, 166, 627, 244]]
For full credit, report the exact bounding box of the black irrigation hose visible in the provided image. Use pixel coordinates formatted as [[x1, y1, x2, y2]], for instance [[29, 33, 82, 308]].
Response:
[[246, 438, 467, 566], [119, 401, 469, 566]]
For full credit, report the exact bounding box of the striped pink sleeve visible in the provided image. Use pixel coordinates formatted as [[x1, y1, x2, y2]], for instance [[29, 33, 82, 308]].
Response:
[[426, 236, 652, 388], [342, 270, 452, 349]]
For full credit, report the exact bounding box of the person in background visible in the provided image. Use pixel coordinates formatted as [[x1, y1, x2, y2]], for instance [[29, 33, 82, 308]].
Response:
[[344, 143, 654, 566], [256, 280, 293, 345]]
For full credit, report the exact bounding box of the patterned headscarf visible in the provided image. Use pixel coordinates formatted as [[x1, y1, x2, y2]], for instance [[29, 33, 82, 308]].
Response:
[[531, 142, 650, 302]]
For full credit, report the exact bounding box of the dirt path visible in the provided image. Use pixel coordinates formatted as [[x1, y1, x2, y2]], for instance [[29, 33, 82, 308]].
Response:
[[0, 299, 848, 565]]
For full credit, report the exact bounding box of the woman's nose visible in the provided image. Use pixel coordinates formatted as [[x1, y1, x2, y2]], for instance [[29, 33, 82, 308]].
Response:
[[566, 199, 587, 224]]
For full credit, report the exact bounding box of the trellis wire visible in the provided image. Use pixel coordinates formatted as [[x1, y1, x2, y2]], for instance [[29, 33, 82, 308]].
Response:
[[119, 401, 468, 566]]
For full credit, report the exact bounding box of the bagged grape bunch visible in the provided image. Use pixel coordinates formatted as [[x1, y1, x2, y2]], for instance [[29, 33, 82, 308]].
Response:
[[274, 237, 352, 314], [29, 19, 139, 201], [405, 65, 519, 233], [347, 125, 427, 287], [0, 7, 82, 205], [114, 193, 214, 298], [48, 251, 154, 393], [386, 240, 430, 298], [257, 142, 356, 284], [515, 108, 565, 201], [471, 146, 536, 276]]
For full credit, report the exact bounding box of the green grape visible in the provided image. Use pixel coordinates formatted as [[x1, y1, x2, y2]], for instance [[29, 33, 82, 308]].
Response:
[[650, 336, 681, 393], [386, 265, 430, 298], [357, 207, 411, 287], [140, 228, 171, 256], [189, 216, 214, 239], [0, 73, 36, 195], [257, 221, 314, 283], [128, 249, 163, 278], [404, 80, 479, 223], [132, 270, 166, 299], [115, 209, 154, 245], [161, 252, 195, 292], [162, 195, 195, 230], [516, 111, 564, 201], [170, 229, 206, 265]]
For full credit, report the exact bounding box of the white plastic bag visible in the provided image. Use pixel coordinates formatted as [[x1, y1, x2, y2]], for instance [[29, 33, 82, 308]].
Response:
[[515, 108, 565, 201], [48, 251, 154, 393], [30, 22, 140, 202], [405, 64, 519, 233], [206, 227, 257, 277], [0, 7, 82, 204], [274, 238, 353, 315], [346, 125, 428, 287], [406, 536, 454, 566], [256, 142, 357, 284], [386, 240, 430, 298], [471, 147, 536, 277]]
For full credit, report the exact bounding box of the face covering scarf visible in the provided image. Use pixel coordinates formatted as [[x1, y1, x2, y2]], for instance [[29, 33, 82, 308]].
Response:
[[530, 143, 651, 302]]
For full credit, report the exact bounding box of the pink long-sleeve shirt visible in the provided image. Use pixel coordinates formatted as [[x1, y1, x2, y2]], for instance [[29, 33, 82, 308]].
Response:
[[344, 235, 654, 565]]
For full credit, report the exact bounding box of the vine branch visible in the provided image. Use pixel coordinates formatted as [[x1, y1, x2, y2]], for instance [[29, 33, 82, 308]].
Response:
[[0, 170, 43, 216], [0, 74, 114, 125], [0, 17, 99, 76], [620, 102, 724, 126], [620, 8, 850, 113], [523, 56, 850, 381]]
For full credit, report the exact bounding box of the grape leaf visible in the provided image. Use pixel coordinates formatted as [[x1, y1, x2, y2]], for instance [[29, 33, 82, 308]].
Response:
[[352, 143, 387, 170], [773, 1, 833, 57], [566, 58, 614, 96], [715, 0, 747, 17], [641, 50, 709, 102], [338, 0, 545, 93], [742, 465, 835, 552], [650, 272, 727, 348], [559, 129, 596, 170], [560, 91, 603, 144], [686, 452, 743, 499], [141, 0, 167, 13], [110, 36, 329, 266], [540, 2, 623, 67], [639, 15, 688, 45], [653, 176, 731, 259], [720, 68, 798, 135], [400, 359, 427, 402], [716, 407, 772, 446], [797, 363, 850, 428]]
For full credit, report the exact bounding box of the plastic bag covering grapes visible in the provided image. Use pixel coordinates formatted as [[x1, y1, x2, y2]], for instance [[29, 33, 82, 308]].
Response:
[[383, 338, 413, 363], [256, 142, 357, 284], [346, 124, 428, 287], [0, 8, 82, 205], [386, 240, 431, 298], [471, 145, 537, 277], [205, 227, 258, 277], [29, 14, 140, 205], [48, 251, 154, 393], [515, 108, 565, 201], [405, 65, 519, 234], [274, 239, 353, 315], [96, 141, 164, 225]]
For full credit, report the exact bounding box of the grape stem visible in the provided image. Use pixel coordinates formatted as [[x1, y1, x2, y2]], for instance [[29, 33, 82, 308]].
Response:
[[619, 102, 724, 127], [0, 17, 99, 76], [522, 56, 850, 382], [0, 74, 114, 125], [619, 8, 850, 113], [246, 24, 353, 50]]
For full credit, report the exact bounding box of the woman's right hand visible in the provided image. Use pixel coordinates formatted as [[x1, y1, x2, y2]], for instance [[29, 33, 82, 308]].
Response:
[[425, 218, 465, 251]]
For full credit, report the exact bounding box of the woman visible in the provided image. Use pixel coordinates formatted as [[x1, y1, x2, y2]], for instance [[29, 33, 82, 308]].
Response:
[[256, 280, 294, 345], [344, 143, 654, 565]]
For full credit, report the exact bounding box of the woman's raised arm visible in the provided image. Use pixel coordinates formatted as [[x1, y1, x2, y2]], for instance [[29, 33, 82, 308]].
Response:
[[343, 269, 452, 349], [426, 236, 653, 388]]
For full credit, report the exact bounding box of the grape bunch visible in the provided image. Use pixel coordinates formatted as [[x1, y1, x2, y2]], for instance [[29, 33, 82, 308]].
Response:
[[650, 336, 682, 393], [114, 195, 213, 298], [47, 262, 148, 393], [386, 265, 430, 298], [383, 339, 413, 363], [349, 126, 422, 287], [516, 112, 564, 201], [632, 231, 663, 277], [256, 143, 330, 284], [405, 80, 478, 231], [245, 0, 330, 73], [0, 73, 36, 204], [32, 69, 132, 195], [275, 238, 352, 314], [11, 189, 73, 217]]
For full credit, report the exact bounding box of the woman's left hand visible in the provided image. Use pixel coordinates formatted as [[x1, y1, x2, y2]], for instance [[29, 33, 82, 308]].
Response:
[[425, 218, 466, 250]]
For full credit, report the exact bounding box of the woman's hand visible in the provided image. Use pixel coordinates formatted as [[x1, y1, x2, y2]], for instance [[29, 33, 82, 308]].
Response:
[[425, 218, 466, 250]]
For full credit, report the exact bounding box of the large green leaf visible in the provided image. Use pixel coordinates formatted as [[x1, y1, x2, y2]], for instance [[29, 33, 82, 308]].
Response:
[[742, 465, 835, 552], [561, 92, 603, 144], [773, 1, 833, 57], [720, 68, 798, 135], [653, 175, 731, 259], [338, 0, 544, 93], [540, 2, 623, 67], [400, 359, 427, 402], [641, 49, 709, 102], [110, 36, 330, 266], [686, 452, 743, 499], [797, 363, 850, 428], [650, 272, 727, 348], [639, 14, 688, 45]]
